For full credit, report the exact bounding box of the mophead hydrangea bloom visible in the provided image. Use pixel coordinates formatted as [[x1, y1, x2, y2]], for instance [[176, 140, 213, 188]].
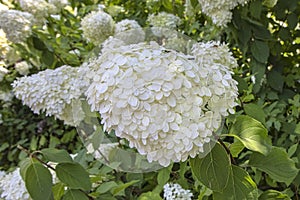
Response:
[[114, 19, 145, 45], [81, 10, 115, 45], [0, 9, 33, 43], [15, 61, 31, 75], [0, 29, 10, 58], [18, 0, 56, 21], [85, 41, 238, 166], [0, 168, 30, 200], [147, 12, 182, 37], [198, 0, 250, 27], [163, 183, 193, 200], [12, 65, 90, 126]]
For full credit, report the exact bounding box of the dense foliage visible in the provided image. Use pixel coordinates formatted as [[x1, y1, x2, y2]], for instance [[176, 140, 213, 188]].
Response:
[[0, 0, 299, 199]]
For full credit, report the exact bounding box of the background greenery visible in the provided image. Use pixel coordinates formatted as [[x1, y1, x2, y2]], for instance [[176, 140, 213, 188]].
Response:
[[0, 0, 299, 199]]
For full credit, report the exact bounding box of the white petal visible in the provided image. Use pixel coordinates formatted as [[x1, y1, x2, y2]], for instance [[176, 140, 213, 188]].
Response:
[[128, 96, 139, 107], [167, 95, 176, 107], [97, 83, 108, 94]]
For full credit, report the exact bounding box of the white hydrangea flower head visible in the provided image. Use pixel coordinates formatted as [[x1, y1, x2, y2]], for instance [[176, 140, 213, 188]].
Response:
[[85, 41, 238, 167], [81, 10, 115, 46], [18, 0, 56, 21], [0, 65, 9, 82], [198, 0, 250, 27], [12, 65, 90, 126], [147, 12, 181, 37], [0, 90, 14, 102], [0, 10, 33, 43], [48, 0, 69, 10], [147, 12, 181, 29], [114, 19, 145, 45], [15, 61, 32, 75], [0, 29, 10, 58], [163, 183, 193, 200], [0, 168, 30, 200]]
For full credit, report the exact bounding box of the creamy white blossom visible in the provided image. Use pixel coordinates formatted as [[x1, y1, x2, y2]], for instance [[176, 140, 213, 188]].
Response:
[[114, 19, 145, 45], [147, 12, 181, 29], [81, 10, 115, 45], [48, 0, 69, 10], [85, 41, 238, 166], [12, 65, 90, 126], [163, 183, 193, 200], [0, 90, 14, 102], [18, 0, 56, 21], [198, 0, 250, 27], [0, 10, 33, 43], [0, 29, 10, 58], [0, 65, 9, 82], [15, 61, 31, 75], [147, 12, 181, 37], [0, 168, 30, 200]]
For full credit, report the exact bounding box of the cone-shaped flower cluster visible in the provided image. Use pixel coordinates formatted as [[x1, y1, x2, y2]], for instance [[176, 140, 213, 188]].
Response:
[[12, 65, 90, 126]]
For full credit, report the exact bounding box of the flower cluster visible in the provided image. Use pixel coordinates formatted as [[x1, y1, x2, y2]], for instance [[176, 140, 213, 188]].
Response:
[[0, 29, 10, 58], [18, 0, 56, 22], [114, 19, 145, 45], [198, 0, 250, 27], [81, 10, 115, 45], [12, 65, 90, 126], [15, 61, 31, 75], [0, 9, 33, 43], [0, 169, 30, 200], [85, 41, 238, 166], [147, 12, 181, 29], [0, 65, 9, 82], [48, 0, 69, 10], [147, 12, 181, 37], [163, 183, 193, 200]]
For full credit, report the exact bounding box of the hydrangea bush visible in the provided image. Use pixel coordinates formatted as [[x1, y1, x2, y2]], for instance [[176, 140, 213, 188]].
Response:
[[0, 0, 299, 199]]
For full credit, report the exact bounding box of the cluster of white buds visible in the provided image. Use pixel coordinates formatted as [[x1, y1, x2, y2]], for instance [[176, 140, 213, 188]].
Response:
[[163, 183, 193, 200]]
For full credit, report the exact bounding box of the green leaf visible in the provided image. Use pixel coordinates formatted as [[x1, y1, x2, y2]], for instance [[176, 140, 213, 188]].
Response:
[[250, 0, 262, 19], [62, 189, 89, 200], [251, 40, 269, 63], [56, 163, 91, 191], [111, 180, 140, 196], [249, 147, 299, 185], [97, 181, 118, 194], [53, 183, 65, 200], [259, 190, 290, 200], [244, 103, 266, 125], [190, 143, 231, 192], [25, 162, 53, 200], [41, 50, 55, 67], [32, 36, 47, 50], [157, 167, 171, 186], [213, 165, 258, 200], [262, 0, 278, 7], [229, 115, 271, 155], [287, 13, 298, 29], [267, 70, 284, 92], [138, 192, 163, 200], [19, 157, 32, 180], [229, 140, 245, 158], [41, 148, 73, 163]]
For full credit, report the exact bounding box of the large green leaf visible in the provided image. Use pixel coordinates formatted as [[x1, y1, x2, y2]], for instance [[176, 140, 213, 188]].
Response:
[[111, 180, 140, 196], [138, 192, 163, 200], [251, 40, 269, 63], [62, 189, 89, 200], [229, 115, 271, 155], [41, 148, 73, 163], [259, 190, 290, 200], [56, 163, 91, 191], [244, 103, 266, 125], [52, 183, 65, 200], [190, 143, 231, 192], [25, 162, 53, 200], [213, 165, 258, 200], [249, 147, 299, 185]]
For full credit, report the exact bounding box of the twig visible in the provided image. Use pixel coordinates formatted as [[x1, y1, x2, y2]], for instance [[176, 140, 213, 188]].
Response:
[[217, 139, 237, 165], [17, 145, 56, 171]]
